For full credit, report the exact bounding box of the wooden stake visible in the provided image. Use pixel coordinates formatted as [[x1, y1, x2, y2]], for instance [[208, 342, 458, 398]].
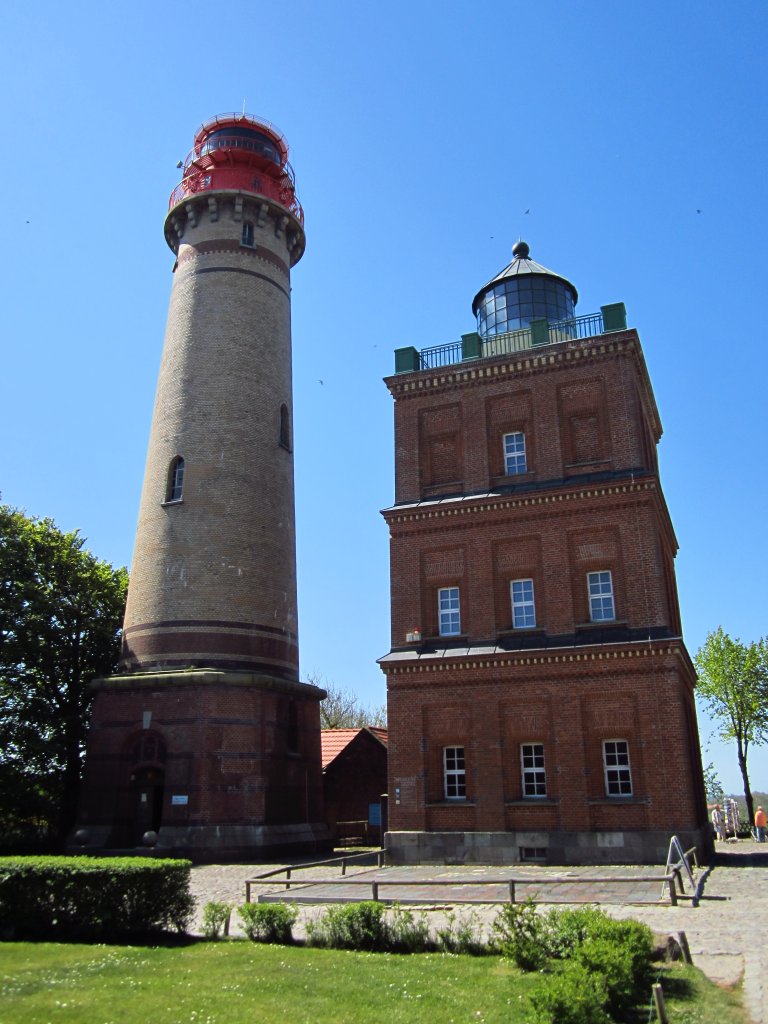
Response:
[[677, 930, 693, 964], [652, 983, 668, 1023]]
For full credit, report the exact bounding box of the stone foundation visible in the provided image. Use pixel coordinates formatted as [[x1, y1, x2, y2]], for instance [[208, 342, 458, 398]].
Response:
[[385, 828, 712, 866]]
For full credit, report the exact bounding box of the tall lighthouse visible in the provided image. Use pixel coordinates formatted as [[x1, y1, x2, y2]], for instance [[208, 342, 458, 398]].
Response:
[[75, 115, 328, 859]]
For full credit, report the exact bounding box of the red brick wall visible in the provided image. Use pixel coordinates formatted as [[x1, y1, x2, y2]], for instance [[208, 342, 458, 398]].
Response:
[[385, 644, 706, 835], [78, 675, 325, 846]]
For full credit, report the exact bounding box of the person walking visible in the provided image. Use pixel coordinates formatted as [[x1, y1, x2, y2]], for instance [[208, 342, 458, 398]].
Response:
[[755, 805, 766, 842], [712, 804, 726, 842]]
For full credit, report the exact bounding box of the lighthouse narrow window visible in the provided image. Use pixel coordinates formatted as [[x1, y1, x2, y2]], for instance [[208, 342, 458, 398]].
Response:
[[503, 431, 527, 475], [166, 456, 185, 503], [279, 403, 291, 450], [241, 221, 254, 247]]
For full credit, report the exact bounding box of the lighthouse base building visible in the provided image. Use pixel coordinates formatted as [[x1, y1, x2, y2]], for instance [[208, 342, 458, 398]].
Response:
[[380, 244, 709, 866]]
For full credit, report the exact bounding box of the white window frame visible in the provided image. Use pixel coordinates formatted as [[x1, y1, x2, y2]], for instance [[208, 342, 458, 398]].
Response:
[[603, 739, 633, 797], [503, 431, 528, 475], [520, 743, 547, 798], [438, 586, 461, 636], [587, 570, 615, 622], [511, 578, 536, 629], [443, 746, 466, 799]]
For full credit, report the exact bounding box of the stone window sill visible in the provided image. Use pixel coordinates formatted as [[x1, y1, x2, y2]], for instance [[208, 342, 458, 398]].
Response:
[[505, 799, 559, 807]]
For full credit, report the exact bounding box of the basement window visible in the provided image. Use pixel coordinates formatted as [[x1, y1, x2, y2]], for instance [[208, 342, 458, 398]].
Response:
[[520, 847, 547, 862]]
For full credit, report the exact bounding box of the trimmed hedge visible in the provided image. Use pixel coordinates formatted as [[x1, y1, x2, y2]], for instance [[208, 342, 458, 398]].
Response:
[[0, 856, 194, 940]]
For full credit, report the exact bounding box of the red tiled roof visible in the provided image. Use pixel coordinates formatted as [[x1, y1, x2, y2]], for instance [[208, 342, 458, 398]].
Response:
[[321, 727, 388, 769]]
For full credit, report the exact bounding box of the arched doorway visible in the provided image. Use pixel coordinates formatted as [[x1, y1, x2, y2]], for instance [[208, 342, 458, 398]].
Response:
[[127, 732, 167, 845]]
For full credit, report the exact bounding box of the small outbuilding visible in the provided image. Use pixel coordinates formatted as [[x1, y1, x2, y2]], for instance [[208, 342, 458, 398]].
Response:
[[321, 728, 388, 846]]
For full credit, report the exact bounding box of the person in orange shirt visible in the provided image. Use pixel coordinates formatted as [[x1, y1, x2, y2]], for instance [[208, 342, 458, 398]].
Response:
[[755, 806, 766, 843]]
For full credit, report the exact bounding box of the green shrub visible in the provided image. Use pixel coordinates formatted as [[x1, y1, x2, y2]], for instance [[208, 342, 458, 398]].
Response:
[[201, 901, 231, 940], [573, 920, 654, 1016], [0, 856, 194, 940], [387, 904, 432, 953], [540, 904, 609, 960], [435, 909, 488, 955], [490, 898, 547, 969], [237, 902, 297, 944], [529, 962, 610, 1024], [306, 901, 389, 951]]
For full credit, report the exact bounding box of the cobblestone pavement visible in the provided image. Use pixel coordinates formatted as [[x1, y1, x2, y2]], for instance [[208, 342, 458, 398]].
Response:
[[189, 841, 768, 1023]]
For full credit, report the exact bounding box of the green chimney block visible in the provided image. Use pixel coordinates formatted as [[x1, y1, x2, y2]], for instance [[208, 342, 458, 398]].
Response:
[[601, 303, 627, 332], [461, 332, 481, 360], [394, 346, 421, 374], [530, 319, 549, 347]]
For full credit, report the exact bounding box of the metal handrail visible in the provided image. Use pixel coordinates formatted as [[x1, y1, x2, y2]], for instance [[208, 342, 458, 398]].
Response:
[[181, 137, 296, 185], [246, 870, 682, 906], [420, 341, 462, 369], [417, 311, 607, 372]]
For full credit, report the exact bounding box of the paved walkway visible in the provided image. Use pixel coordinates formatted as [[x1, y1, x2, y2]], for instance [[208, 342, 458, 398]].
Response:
[[189, 840, 768, 1023]]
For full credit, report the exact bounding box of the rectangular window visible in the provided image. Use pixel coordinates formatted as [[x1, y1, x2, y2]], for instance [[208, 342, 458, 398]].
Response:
[[241, 221, 255, 247], [511, 578, 536, 628], [587, 570, 615, 621], [603, 740, 632, 796], [503, 431, 527, 475], [444, 746, 466, 799], [438, 587, 461, 636], [521, 743, 547, 798]]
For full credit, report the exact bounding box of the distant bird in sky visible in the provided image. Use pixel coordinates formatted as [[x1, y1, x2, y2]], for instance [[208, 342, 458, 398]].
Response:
[[318, 379, 324, 385], [524, 209, 530, 214], [696, 209, 702, 213]]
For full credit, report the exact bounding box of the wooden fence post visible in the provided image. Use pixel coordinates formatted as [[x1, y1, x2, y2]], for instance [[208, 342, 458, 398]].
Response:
[[652, 983, 668, 1023]]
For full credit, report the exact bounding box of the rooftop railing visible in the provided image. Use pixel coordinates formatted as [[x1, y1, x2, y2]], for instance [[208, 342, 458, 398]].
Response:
[[395, 304, 627, 374]]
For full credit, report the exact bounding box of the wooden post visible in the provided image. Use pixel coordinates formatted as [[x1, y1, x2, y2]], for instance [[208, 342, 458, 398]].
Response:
[[224, 908, 231, 937], [667, 875, 678, 905], [245, 881, 252, 903], [286, 867, 292, 890], [508, 881, 516, 903], [342, 857, 347, 876], [677, 930, 693, 964], [372, 881, 379, 901], [652, 983, 668, 1023]]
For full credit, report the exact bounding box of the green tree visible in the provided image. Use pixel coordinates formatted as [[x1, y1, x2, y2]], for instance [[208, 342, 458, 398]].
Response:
[[309, 675, 387, 730], [695, 627, 768, 823], [0, 505, 128, 847]]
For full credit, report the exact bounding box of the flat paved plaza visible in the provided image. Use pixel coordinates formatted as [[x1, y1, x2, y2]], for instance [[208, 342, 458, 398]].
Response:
[[190, 841, 768, 1023]]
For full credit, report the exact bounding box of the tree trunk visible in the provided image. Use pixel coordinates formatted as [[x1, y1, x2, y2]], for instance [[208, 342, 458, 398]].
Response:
[[737, 743, 753, 825]]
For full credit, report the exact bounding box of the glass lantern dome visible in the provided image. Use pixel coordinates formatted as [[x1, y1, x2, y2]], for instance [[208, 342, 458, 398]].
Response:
[[472, 241, 578, 338]]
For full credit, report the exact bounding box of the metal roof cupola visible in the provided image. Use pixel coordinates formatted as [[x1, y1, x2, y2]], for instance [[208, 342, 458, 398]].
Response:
[[472, 241, 579, 339]]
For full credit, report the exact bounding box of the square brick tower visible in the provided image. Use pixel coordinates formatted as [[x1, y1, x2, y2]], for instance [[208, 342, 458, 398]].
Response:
[[380, 242, 709, 865]]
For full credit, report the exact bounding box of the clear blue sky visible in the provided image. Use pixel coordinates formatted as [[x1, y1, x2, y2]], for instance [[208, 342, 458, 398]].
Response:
[[2, 1, 766, 795]]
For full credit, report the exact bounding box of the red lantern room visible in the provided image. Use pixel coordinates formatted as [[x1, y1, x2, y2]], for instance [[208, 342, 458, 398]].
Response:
[[167, 112, 303, 225]]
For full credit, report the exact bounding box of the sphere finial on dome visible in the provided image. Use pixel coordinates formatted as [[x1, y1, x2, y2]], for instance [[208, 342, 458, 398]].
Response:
[[512, 240, 530, 259]]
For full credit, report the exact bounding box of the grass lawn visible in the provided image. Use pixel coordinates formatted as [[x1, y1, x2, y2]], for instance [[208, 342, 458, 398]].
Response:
[[0, 941, 748, 1024]]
